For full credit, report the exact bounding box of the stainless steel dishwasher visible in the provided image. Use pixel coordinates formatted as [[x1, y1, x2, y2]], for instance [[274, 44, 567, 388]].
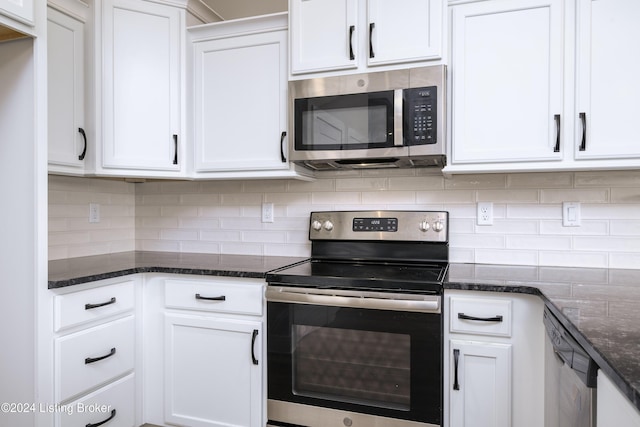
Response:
[[544, 306, 599, 427]]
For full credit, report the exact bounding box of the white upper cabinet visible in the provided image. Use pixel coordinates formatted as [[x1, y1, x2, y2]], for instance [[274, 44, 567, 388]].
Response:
[[449, 0, 564, 165], [188, 13, 312, 180], [446, 0, 640, 174], [289, 0, 358, 74], [48, 5, 87, 175], [99, 0, 185, 177], [0, 0, 33, 26], [289, 0, 443, 76], [574, 0, 640, 160]]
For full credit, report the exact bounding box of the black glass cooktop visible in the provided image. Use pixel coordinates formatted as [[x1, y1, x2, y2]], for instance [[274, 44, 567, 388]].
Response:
[[266, 259, 447, 294]]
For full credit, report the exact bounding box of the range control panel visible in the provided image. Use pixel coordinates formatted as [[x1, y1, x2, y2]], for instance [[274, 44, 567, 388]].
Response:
[[309, 210, 448, 242]]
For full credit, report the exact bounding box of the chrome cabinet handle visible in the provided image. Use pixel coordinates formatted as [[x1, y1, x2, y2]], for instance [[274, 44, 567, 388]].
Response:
[[86, 409, 116, 427], [349, 25, 355, 60], [579, 112, 587, 151], [78, 128, 87, 160], [85, 347, 116, 364], [458, 313, 503, 322], [553, 114, 561, 152], [195, 293, 226, 301], [85, 297, 116, 310], [453, 349, 460, 390], [369, 22, 375, 58], [251, 329, 259, 365]]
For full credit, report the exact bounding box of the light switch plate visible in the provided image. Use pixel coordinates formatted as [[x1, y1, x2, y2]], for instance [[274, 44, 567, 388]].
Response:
[[562, 202, 581, 227], [261, 202, 274, 223]]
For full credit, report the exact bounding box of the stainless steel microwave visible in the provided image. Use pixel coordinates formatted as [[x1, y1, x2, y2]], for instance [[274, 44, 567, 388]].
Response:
[[289, 65, 446, 171]]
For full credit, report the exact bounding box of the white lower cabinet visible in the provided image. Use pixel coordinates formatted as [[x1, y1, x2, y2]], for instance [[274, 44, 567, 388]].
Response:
[[143, 275, 266, 427], [597, 370, 640, 427], [444, 290, 544, 427], [448, 340, 511, 427], [52, 277, 139, 427], [57, 373, 135, 427], [165, 314, 262, 427]]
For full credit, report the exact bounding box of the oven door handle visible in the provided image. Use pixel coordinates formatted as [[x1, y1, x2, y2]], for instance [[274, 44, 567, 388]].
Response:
[[266, 287, 440, 313]]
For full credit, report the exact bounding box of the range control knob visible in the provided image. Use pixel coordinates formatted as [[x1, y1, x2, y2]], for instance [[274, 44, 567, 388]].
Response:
[[311, 220, 323, 231], [323, 220, 334, 231], [432, 220, 444, 233], [419, 220, 430, 232]]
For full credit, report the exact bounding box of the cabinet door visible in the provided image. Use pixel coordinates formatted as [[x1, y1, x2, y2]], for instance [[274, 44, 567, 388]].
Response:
[[289, 0, 358, 74], [575, 0, 640, 160], [193, 29, 289, 172], [47, 7, 86, 174], [450, 0, 564, 164], [449, 340, 511, 427], [367, 0, 442, 66], [165, 314, 263, 427], [0, 0, 33, 25], [102, 0, 182, 174]]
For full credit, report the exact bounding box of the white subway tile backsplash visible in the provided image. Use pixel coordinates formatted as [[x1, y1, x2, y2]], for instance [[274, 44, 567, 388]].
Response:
[[575, 170, 640, 187], [475, 249, 538, 266], [507, 172, 573, 188], [610, 188, 640, 203], [538, 251, 609, 268], [49, 171, 640, 269], [610, 221, 640, 236], [540, 189, 609, 204]]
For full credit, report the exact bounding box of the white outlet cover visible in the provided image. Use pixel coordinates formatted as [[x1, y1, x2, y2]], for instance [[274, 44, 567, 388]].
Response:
[[477, 202, 493, 226]]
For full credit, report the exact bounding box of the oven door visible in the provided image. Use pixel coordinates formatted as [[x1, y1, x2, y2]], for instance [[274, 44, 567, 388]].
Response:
[[266, 287, 442, 427]]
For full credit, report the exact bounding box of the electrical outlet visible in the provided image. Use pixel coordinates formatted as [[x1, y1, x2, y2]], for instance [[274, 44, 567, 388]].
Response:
[[477, 202, 493, 226], [89, 203, 100, 223], [261, 202, 274, 223]]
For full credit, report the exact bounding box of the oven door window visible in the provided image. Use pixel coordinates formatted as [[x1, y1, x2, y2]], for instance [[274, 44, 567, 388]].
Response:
[[293, 325, 410, 410], [268, 302, 441, 425], [294, 91, 395, 151]]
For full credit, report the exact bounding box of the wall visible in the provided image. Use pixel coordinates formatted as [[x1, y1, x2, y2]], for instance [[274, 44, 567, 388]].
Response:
[[49, 169, 640, 269], [49, 175, 135, 260]]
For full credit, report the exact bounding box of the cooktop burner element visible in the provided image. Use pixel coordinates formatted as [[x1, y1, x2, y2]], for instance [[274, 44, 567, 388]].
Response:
[[267, 210, 449, 294]]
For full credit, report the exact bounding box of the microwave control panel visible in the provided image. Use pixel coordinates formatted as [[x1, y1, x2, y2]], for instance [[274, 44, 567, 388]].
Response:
[[404, 86, 437, 145]]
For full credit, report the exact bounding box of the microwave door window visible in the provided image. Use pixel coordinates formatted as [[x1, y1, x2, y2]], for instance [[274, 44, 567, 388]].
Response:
[[296, 92, 394, 150]]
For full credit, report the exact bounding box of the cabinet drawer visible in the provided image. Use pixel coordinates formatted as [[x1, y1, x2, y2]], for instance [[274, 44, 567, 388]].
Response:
[[56, 316, 135, 402], [54, 280, 135, 331], [165, 278, 263, 316], [57, 373, 135, 427], [449, 297, 512, 337]]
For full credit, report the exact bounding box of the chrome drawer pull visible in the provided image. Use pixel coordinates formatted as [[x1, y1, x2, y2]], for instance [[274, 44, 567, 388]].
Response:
[[86, 409, 116, 427], [195, 293, 226, 301], [85, 347, 116, 364], [85, 297, 116, 310], [458, 313, 503, 322]]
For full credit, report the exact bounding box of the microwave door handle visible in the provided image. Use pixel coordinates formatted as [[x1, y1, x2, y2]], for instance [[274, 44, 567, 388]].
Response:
[[394, 89, 403, 146]]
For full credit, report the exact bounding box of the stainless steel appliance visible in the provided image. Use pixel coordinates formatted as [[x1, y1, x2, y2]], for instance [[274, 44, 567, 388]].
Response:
[[543, 307, 598, 427], [266, 210, 449, 427], [289, 66, 446, 171]]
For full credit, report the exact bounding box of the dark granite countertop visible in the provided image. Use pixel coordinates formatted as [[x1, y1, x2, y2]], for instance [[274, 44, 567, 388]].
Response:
[[446, 263, 640, 413], [48, 252, 640, 412], [48, 251, 307, 288]]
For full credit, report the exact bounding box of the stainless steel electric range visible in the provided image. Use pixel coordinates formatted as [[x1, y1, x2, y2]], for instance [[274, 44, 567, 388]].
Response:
[[266, 210, 449, 427]]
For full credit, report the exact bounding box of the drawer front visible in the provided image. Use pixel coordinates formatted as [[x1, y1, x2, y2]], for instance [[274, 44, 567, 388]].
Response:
[[165, 278, 263, 316], [449, 297, 512, 337], [57, 373, 135, 427], [54, 280, 135, 331], [56, 316, 135, 402]]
